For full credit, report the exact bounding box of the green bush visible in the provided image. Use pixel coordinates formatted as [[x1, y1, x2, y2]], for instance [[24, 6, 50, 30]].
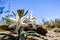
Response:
[[54, 29, 58, 32]]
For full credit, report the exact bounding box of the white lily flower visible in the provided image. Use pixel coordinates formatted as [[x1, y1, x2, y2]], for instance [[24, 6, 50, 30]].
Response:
[[2, 12, 27, 33], [29, 11, 37, 29], [29, 11, 37, 23]]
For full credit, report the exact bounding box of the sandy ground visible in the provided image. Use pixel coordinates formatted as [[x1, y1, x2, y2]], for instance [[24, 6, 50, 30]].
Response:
[[0, 31, 60, 40]]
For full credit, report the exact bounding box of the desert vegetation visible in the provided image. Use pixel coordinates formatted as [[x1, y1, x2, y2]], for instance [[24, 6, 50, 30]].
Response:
[[0, 9, 60, 40]]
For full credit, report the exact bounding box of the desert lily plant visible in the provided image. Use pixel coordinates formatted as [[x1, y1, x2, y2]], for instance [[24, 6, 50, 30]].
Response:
[[2, 9, 28, 40], [28, 11, 37, 29], [2, 9, 28, 33]]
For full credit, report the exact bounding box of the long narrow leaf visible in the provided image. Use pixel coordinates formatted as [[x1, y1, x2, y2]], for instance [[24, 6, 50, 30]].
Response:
[[24, 10, 28, 16], [12, 11, 16, 16]]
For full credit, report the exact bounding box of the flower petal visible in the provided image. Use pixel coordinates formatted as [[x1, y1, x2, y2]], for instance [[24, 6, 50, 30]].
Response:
[[20, 16, 26, 22], [16, 13, 19, 20], [9, 23, 16, 28], [2, 17, 17, 22]]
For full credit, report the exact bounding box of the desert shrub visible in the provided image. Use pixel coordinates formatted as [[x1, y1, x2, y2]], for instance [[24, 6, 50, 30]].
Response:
[[54, 29, 58, 32], [54, 28, 60, 33]]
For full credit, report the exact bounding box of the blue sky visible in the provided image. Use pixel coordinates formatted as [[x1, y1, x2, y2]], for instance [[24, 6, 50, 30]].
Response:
[[0, 0, 60, 23]]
